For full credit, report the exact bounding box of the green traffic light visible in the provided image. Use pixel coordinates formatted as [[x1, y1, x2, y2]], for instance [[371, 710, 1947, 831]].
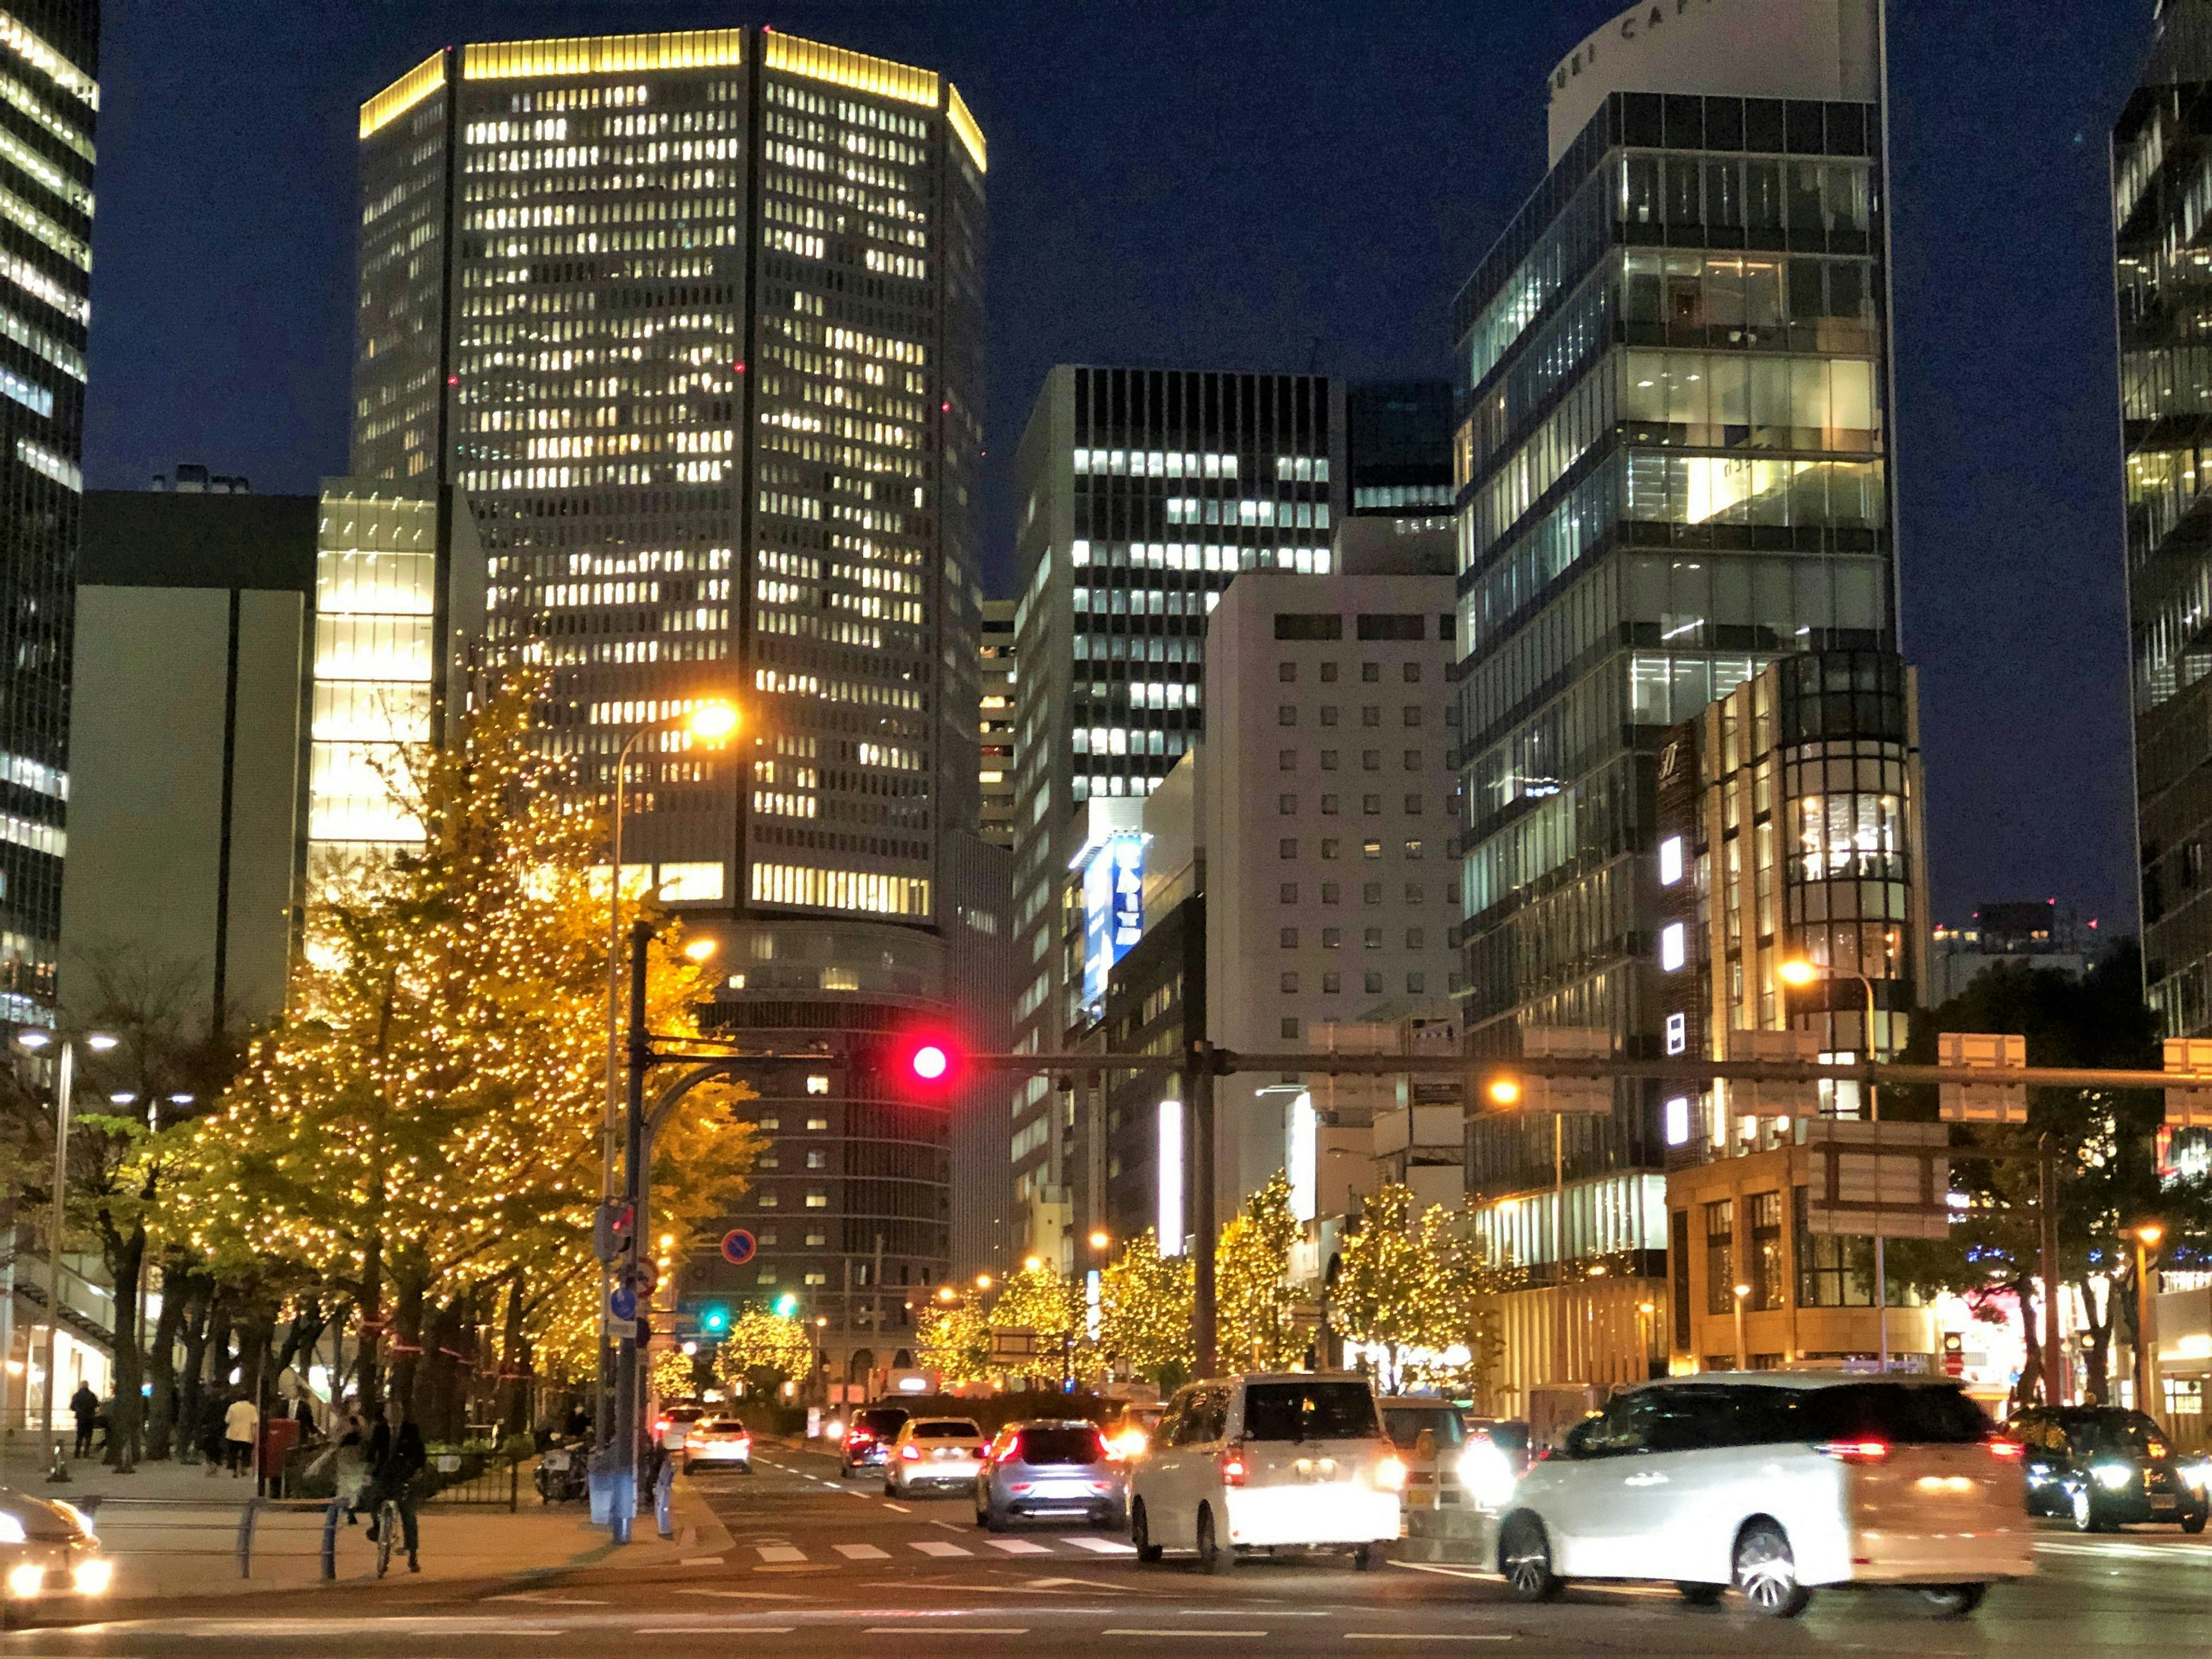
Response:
[[701, 1304, 730, 1334], [774, 1293, 798, 1317]]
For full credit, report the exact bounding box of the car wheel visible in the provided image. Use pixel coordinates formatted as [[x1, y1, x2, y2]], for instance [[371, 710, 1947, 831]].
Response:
[[1733, 1520, 1812, 1619], [986, 1505, 1010, 1534], [1132, 1498, 1164, 1563], [1354, 1539, 1388, 1572], [2072, 1487, 2108, 1533], [884, 1479, 897, 1498], [1498, 1513, 1563, 1603], [1195, 1503, 1232, 1574], [1677, 1581, 1724, 1605], [1919, 1584, 1988, 1619], [2186, 1505, 2208, 1536]]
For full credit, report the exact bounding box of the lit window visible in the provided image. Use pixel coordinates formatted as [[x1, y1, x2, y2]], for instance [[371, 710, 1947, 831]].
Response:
[[1660, 922, 1687, 972], [758, 1191, 780, 1208], [806, 1117, 828, 1131], [804, 1190, 829, 1209], [807, 1075, 830, 1094], [1665, 1097, 1692, 1146], [1665, 1013, 1687, 1055], [804, 1271, 828, 1286], [1658, 836, 1684, 887]]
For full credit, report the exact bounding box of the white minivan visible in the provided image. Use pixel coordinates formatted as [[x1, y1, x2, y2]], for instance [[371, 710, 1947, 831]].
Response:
[[1130, 1373, 1406, 1572], [1497, 1374, 2031, 1619]]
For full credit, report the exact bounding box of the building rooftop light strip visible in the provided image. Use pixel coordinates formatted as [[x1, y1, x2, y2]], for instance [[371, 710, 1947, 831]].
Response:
[[462, 29, 745, 84], [359, 49, 446, 139], [763, 31, 936, 107], [946, 83, 986, 173], [0, 12, 90, 109]]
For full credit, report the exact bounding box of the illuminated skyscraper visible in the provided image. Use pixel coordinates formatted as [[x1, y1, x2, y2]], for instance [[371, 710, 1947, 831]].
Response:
[[0, 1, 94, 1025], [348, 26, 987, 1378]]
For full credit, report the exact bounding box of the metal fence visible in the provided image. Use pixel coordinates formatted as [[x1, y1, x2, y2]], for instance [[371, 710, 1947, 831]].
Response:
[[81, 1495, 350, 1581], [422, 1454, 520, 1511]]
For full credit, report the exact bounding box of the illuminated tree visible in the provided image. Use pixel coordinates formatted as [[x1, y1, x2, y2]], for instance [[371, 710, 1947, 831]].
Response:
[[1098, 1229, 1194, 1387], [715, 1307, 816, 1397], [1218, 1169, 1300, 1371], [916, 1298, 989, 1383], [1332, 1183, 1504, 1395], [989, 1257, 1085, 1381], [651, 1347, 702, 1402], [160, 673, 759, 1430]]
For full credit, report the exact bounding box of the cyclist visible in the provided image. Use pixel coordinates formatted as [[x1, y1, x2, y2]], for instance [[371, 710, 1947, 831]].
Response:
[[360, 1396, 427, 1573]]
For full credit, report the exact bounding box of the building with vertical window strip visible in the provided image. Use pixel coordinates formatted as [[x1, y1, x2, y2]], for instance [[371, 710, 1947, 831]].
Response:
[[1005, 365, 1346, 1266], [978, 597, 1015, 848], [1450, 0, 1899, 1406], [0, 2, 93, 1028], [348, 26, 986, 1387]]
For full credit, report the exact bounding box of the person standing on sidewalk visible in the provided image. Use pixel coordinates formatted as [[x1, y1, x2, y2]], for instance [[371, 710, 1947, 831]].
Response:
[[361, 1397, 426, 1572], [67, 1382, 96, 1459], [223, 1392, 258, 1477]]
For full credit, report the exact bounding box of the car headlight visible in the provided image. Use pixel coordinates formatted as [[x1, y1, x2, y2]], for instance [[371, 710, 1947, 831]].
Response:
[[2184, 1461, 2212, 1493], [1459, 1441, 1518, 1511], [5, 1562, 41, 1599], [72, 1558, 111, 1596], [2094, 1462, 2135, 1491], [0, 1514, 26, 1546], [1373, 1454, 1408, 1493]]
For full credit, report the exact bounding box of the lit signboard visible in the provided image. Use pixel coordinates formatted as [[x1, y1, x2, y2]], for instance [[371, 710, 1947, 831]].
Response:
[[1081, 831, 1146, 1005]]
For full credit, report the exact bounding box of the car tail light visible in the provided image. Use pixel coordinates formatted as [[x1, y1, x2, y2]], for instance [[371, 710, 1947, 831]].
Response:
[[900, 1444, 921, 1461], [851, 1429, 874, 1445], [1374, 1453, 1409, 1493], [1988, 1439, 2024, 1459], [1219, 1448, 1247, 1488], [1817, 1440, 1891, 1464], [653, 1418, 669, 1436]]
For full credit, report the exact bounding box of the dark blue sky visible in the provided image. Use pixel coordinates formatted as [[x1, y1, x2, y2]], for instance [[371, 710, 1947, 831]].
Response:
[[82, 1, 2154, 931]]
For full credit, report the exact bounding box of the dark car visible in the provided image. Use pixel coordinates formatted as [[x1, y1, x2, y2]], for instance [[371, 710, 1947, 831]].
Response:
[[2007, 1404, 2210, 1533], [839, 1405, 911, 1478], [974, 1420, 1123, 1532]]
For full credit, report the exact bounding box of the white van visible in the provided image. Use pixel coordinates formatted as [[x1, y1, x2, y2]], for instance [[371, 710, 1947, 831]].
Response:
[[1497, 1374, 2031, 1619], [1130, 1373, 1406, 1572]]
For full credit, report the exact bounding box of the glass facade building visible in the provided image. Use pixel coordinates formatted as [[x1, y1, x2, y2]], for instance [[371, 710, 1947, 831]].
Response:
[[2120, 0, 2212, 1036], [350, 26, 988, 1384], [0, 2, 92, 1025], [1453, 54, 1897, 1207], [1346, 380, 1453, 516]]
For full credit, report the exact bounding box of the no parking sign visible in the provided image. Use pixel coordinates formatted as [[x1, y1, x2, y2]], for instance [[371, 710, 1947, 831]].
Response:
[[721, 1228, 756, 1266]]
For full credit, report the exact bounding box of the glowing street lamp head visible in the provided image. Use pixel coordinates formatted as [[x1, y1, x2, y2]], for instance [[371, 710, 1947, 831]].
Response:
[[2138, 1222, 2166, 1249], [84, 1032, 118, 1052], [14, 1029, 48, 1051], [1023, 1255, 1043, 1272], [1089, 1230, 1109, 1251], [974, 1274, 992, 1290], [685, 700, 740, 743], [683, 937, 719, 963], [1487, 1076, 1522, 1107], [1778, 959, 1819, 988]]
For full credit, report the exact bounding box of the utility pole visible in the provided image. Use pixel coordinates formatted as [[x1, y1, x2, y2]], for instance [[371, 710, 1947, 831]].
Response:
[[1190, 1043, 1217, 1379], [612, 918, 652, 1544], [2039, 1138, 2064, 1406]]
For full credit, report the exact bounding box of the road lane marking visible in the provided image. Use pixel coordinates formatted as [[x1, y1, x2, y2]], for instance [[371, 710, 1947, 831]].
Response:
[[1064, 1536, 1137, 1554], [1104, 1629, 1265, 1638], [484, 1593, 607, 1604], [674, 1588, 807, 1600], [681, 1555, 725, 1565], [836, 1543, 893, 1559], [884, 1501, 912, 1513], [911, 1540, 974, 1557], [986, 1538, 1054, 1554], [864, 1627, 1030, 1635], [639, 1627, 794, 1635], [1344, 1636, 1513, 1643], [757, 1546, 808, 1563]]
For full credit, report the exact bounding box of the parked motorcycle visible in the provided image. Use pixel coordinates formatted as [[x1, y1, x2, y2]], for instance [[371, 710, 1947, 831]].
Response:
[[534, 1437, 590, 1504]]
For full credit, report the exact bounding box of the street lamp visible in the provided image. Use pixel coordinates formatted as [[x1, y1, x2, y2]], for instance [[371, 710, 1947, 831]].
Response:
[[10, 1025, 113, 1460], [1732, 1282, 1751, 1372], [1088, 1230, 1109, 1252], [597, 698, 738, 1439], [2137, 1222, 2165, 1421], [974, 1274, 992, 1291]]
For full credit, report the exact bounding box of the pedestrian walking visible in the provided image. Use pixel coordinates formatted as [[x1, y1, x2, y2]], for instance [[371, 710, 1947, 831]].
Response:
[[223, 1392, 259, 1477], [67, 1382, 96, 1459]]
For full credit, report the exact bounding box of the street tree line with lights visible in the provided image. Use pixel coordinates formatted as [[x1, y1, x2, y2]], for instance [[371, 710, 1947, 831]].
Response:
[[14, 674, 764, 1463]]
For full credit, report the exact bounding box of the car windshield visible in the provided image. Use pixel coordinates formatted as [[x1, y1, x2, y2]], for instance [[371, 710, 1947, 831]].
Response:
[[1383, 1408, 1466, 1449], [1016, 1426, 1104, 1464], [664, 1407, 703, 1420], [1787, 1383, 1993, 1446], [700, 1419, 744, 1433], [1243, 1382, 1380, 1442], [854, 1410, 908, 1435], [2078, 1413, 2168, 1457], [914, 1421, 979, 1439]]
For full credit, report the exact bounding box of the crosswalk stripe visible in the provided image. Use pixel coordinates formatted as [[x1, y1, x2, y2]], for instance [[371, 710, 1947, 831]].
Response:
[[835, 1543, 891, 1559], [910, 1540, 974, 1557], [984, 1538, 1054, 1554], [756, 1546, 806, 1563], [1063, 1536, 1137, 1555]]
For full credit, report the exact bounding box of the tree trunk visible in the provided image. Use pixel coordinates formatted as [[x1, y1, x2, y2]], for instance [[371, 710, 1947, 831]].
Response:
[[420, 1294, 467, 1442], [2078, 1274, 2115, 1405], [143, 1261, 188, 1461], [355, 1233, 384, 1415], [101, 1224, 145, 1471], [499, 1274, 529, 1437], [2016, 1277, 2044, 1411], [391, 1267, 427, 1418], [175, 1278, 213, 1464]]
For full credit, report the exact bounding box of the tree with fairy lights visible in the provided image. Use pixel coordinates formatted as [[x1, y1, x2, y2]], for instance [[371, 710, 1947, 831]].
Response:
[[1218, 1169, 1301, 1372], [1097, 1228, 1194, 1388], [916, 1297, 989, 1384], [715, 1305, 817, 1398]]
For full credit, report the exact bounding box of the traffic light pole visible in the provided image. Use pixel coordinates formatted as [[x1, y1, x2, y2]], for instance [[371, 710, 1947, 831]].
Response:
[[1187, 1043, 1218, 1378], [611, 918, 653, 1544]]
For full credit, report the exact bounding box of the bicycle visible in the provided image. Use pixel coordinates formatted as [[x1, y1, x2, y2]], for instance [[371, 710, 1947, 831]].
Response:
[[373, 1494, 402, 1578]]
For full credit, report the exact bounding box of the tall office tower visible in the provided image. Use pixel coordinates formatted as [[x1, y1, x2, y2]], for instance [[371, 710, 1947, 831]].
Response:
[[1453, 0, 1896, 1382], [353, 28, 987, 1382], [1006, 365, 1344, 1266], [1346, 381, 1455, 517], [2121, 0, 2212, 1037], [0, 3, 93, 1027], [978, 597, 1016, 847]]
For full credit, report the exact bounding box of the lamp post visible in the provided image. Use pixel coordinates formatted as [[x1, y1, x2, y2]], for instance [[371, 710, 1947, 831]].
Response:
[[1778, 959, 1889, 1373], [596, 699, 737, 1444], [12, 1027, 113, 1460], [2136, 1222, 2165, 1422], [1732, 1282, 1751, 1372]]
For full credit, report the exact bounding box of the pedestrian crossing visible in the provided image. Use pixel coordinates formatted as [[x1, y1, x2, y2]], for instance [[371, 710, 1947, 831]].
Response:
[[749, 1535, 1137, 1564]]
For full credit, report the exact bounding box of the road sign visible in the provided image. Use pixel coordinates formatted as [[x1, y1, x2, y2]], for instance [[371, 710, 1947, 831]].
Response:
[[609, 1286, 639, 1322], [1798, 1119, 1951, 1239], [720, 1228, 757, 1266], [988, 1326, 1043, 1363], [1939, 1032, 2028, 1123], [2166, 1039, 2212, 1128]]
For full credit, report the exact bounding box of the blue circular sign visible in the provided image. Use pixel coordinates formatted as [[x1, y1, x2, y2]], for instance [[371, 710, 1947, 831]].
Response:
[[609, 1286, 638, 1322], [721, 1229, 757, 1267]]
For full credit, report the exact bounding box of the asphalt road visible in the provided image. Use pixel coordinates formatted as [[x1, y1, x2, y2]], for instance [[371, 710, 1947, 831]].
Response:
[[9, 1446, 2212, 1655]]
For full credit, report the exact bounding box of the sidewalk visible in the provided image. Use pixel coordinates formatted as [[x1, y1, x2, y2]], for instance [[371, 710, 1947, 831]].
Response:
[[0, 1441, 737, 1599]]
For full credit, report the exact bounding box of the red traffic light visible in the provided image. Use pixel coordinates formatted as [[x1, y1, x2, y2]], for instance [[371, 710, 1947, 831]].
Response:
[[895, 1031, 963, 1093]]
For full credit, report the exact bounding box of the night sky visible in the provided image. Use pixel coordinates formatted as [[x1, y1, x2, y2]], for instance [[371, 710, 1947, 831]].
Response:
[[81, 1, 2156, 934]]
